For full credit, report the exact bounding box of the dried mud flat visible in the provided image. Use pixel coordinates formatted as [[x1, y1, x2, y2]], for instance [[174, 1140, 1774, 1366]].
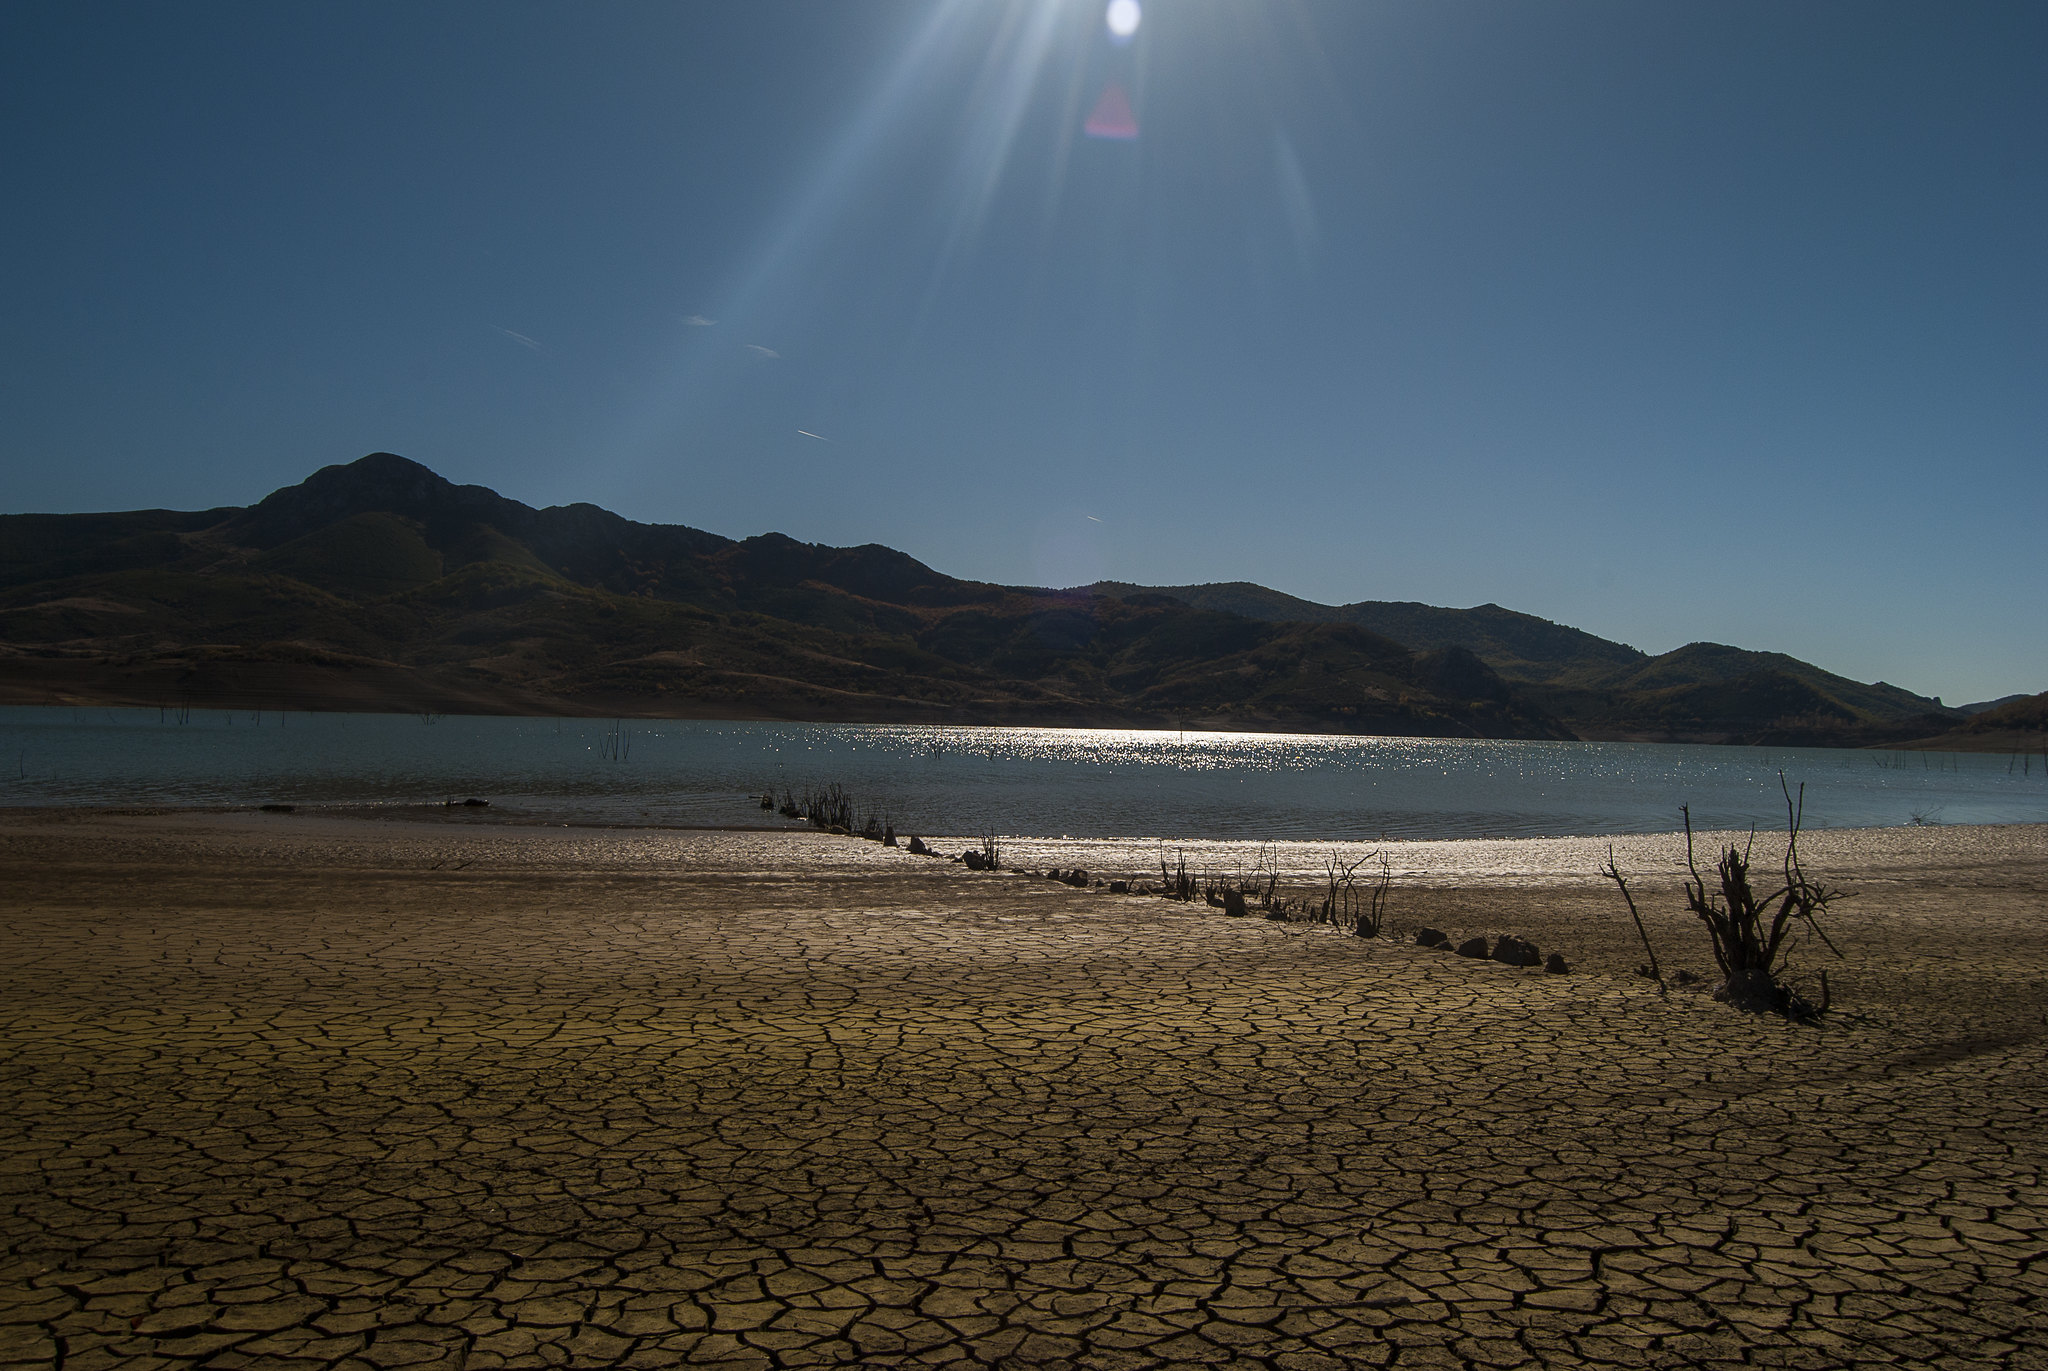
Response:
[[1, 812, 2045, 1370]]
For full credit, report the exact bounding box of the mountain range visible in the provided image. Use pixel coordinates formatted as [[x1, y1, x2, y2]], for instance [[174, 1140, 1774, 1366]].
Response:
[[0, 453, 2030, 749]]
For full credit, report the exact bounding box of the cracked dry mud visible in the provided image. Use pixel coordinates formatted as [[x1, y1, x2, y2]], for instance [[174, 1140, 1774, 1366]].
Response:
[[2, 813, 2045, 1370]]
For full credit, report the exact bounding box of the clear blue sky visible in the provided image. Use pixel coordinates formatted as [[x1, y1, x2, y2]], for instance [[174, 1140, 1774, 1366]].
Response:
[[3, 1, 2042, 704]]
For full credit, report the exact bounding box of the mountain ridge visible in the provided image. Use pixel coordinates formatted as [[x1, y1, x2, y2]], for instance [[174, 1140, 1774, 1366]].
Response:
[[0, 454, 1986, 746], [1085, 581, 1650, 683], [1084, 580, 1957, 743], [0, 455, 1567, 739]]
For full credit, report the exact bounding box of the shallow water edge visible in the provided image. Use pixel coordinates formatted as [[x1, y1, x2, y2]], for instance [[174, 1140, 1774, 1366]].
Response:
[[3, 708, 2044, 844]]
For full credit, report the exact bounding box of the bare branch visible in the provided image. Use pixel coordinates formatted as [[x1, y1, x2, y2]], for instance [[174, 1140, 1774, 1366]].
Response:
[[1601, 846, 1666, 993]]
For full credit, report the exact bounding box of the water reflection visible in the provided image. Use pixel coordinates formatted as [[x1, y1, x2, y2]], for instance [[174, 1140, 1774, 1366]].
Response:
[[1, 709, 2041, 843]]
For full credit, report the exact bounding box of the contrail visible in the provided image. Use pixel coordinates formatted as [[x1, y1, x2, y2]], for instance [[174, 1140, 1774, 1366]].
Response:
[[797, 430, 830, 441]]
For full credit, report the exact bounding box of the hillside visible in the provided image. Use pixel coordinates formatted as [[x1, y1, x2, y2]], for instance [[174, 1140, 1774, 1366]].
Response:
[[4, 453, 1991, 746], [0, 454, 1571, 739], [1088, 582, 1647, 683], [1958, 694, 2030, 716], [1090, 582, 1961, 746], [1886, 691, 2048, 754]]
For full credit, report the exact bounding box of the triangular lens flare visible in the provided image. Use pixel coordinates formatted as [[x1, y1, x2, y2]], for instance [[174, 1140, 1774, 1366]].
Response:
[[1084, 83, 1138, 140]]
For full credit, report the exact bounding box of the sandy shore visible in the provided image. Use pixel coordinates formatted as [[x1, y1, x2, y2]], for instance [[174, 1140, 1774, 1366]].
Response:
[[1, 810, 2044, 1369]]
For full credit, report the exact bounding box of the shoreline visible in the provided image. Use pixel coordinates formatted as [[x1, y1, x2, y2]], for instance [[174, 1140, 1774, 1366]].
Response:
[[10, 798, 2046, 841], [6, 802, 2043, 889]]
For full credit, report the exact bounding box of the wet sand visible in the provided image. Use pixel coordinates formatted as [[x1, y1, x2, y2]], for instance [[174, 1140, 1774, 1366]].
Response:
[[1, 810, 2044, 1369]]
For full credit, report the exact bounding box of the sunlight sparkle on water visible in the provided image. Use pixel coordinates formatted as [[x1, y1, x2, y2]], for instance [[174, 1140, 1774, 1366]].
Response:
[[5, 711, 2041, 844]]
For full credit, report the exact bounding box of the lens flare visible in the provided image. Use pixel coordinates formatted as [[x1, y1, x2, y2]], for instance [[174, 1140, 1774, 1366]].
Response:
[[1106, 0, 1140, 40], [1084, 83, 1139, 140]]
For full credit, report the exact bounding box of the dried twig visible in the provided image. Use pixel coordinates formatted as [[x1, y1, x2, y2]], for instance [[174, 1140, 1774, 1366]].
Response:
[[1601, 846, 1665, 993]]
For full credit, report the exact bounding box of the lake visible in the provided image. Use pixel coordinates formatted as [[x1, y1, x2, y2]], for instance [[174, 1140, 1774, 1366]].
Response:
[[3, 706, 2041, 842]]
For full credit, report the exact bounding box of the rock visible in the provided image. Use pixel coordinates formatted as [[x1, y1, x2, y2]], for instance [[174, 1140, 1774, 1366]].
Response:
[[1455, 937, 1489, 959], [1108, 880, 1128, 893], [1222, 890, 1249, 918], [1674, 968, 1699, 985], [1544, 953, 1570, 974], [1064, 869, 1089, 888], [1493, 935, 1541, 967], [907, 835, 930, 856], [1415, 927, 1448, 948], [883, 826, 897, 847], [963, 849, 987, 871]]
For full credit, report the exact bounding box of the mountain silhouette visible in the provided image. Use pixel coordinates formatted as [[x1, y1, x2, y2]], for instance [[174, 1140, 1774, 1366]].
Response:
[[0, 454, 1968, 744]]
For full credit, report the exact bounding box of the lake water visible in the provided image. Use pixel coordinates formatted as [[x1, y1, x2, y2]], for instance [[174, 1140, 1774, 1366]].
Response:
[[3, 706, 2042, 842]]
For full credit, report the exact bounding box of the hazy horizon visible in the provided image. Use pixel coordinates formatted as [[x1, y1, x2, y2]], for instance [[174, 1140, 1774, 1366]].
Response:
[[4, 1, 2042, 704]]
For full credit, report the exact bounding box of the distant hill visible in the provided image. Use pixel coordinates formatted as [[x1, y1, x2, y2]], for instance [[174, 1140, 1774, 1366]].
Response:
[[1086, 583, 1646, 683], [1088, 582, 1960, 746], [0, 454, 1571, 739], [1958, 694, 2029, 716], [1528, 641, 1957, 745], [1, 453, 1979, 746], [1885, 691, 2048, 754], [1964, 691, 2048, 734]]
